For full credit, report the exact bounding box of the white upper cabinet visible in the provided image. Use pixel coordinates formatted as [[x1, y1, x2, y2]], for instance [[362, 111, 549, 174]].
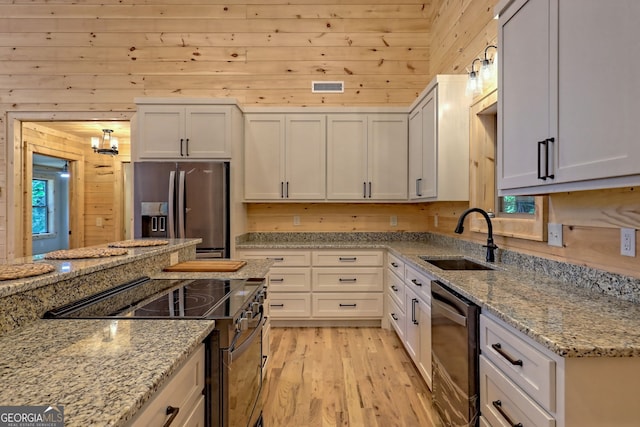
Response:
[[244, 114, 326, 200], [498, 0, 640, 194], [327, 114, 408, 201], [135, 101, 235, 159], [408, 75, 470, 201]]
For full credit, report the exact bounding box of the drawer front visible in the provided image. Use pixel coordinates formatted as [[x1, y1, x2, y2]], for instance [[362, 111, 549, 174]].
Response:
[[267, 293, 311, 318], [387, 294, 405, 340], [311, 250, 383, 267], [312, 267, 383, 292], [387, 252, 405, 278], [131, 345, 205, 427], [238, 250, 311, 267], [312, 293, 383, 318], [182, 395, 206, 427], [480, 314, 556, 411], [386, 269, 405, 311], [478, 415, 492, 427], [404, 264, 432, 303], [268, 267, 311, 292], [480, 356, 555, 427]]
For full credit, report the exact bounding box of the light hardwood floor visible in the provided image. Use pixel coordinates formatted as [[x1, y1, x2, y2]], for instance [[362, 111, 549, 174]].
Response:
[[262, 327, 438, 427]]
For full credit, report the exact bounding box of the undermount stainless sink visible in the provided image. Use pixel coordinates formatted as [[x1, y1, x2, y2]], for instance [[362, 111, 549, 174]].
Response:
[[419, 256, 495, 271]]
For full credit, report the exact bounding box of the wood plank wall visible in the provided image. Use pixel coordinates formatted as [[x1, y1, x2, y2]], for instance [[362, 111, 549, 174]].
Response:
[[0, 0, 433, 259]]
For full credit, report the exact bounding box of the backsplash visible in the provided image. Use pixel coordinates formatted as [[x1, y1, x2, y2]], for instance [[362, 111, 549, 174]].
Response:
[[238, 231, 640, 304]]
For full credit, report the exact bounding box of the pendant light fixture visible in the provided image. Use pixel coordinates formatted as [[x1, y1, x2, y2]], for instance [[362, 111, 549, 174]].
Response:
[[59, 161, 70, 179], [91, 129, 119, 155]]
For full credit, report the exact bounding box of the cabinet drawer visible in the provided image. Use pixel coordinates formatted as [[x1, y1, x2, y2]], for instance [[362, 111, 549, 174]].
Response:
[[480, 356, 555, 427], [386, 269, 405, 311], [480, 314, 556, 412], [312, 293, 383, 318], [387, 252, 405, 278], [311, 250, 383, 267], [268, 293, 311, 318], [312, 267, 383, 292], [387, 294, 405, 340], [268, 267, 311, 292], [131, 345, 205, 427], [238, 250, 311, 267], [182, 395, 205, 427], [404, 264, 432, 303]]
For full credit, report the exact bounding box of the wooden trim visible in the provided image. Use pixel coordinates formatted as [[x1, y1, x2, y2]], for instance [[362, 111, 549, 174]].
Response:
[[468, 89, 547, 241]]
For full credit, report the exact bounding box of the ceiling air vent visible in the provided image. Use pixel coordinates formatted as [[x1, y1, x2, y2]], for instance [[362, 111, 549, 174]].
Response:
[[312, 81, 344, 93]]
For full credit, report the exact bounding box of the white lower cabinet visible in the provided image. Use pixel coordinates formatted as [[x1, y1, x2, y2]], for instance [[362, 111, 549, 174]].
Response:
[[129, 344, 205, 427], [237, 249, 383, 321], [385, 252, 432, 389], [480, 312, 640, 427]]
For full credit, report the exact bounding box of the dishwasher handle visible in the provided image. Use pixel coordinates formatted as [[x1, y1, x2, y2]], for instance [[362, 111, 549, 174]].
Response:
[[432, 290, 467, 327]]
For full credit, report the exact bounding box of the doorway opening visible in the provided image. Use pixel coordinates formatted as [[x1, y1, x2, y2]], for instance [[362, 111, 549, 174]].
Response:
[[6, 114, 132, 260], [31, 154, 71, 255]]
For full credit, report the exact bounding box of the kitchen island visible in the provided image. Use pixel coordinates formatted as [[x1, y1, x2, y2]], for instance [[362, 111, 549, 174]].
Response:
[[0, 239, 272, 426]]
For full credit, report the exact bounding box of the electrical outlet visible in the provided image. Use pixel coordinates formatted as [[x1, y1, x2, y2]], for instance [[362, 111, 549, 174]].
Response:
[[548, 223, 563, 247], [293, 215, 300, 226], [434, 214, 439, 228], [390, 215, 398, 226], [621, 228, 636, 257], [96, 217, 103, 227]]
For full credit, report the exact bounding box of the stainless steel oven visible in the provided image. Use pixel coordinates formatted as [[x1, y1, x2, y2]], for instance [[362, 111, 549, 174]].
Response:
[[431, 280, 480, 427], [44, 276, 267, 427]]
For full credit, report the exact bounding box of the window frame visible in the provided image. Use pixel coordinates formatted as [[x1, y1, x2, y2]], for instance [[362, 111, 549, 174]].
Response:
[[31, 174, 56, 238], [468, 89, 548, 241]]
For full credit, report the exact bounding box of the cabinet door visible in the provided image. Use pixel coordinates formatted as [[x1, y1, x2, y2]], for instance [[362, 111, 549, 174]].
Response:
[[404, 286, 421, 363], [417, 300, 432, 389], [326, 114, 368, 199], [137, 105, 186, 158], [244, 114, 285, 200], [285, 114, 326, 200], [185, 106, 231, 158], [409, 95, 435, 199], [418, 92, 436, 198], [408, 106, 424, 199], [498, 0, 555, 190], [555, 0, 640, 183], [367, 114, 408, 200]]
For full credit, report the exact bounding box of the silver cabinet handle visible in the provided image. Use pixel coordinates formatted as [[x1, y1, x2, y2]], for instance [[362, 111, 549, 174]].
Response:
[[270, 278, 284, 283], [179, 138, 185, 157], [363, 182, 367, 198], [368, 181, 372, 198], [339, 257, 357, 262], [339, 278, 357, 283], [184, 138, 189, 156], [267, 257, 284, 261], [339, 303, 357, 307], [416, 178, 422, 197], [411, 298, 419, 325]]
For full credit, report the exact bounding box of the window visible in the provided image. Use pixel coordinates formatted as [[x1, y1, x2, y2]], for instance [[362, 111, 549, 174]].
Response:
[[499, 195, 536, 215], [32, 178, 51, 234], [469, 89, 547, 241]]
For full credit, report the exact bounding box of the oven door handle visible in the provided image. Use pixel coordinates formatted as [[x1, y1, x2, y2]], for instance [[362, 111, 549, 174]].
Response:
[[226, 313, 265, 366], [432, 293, 467, 327]]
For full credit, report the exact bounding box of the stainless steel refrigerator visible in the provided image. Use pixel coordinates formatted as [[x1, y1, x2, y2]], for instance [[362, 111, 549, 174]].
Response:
[[133, 161, 229, 258]]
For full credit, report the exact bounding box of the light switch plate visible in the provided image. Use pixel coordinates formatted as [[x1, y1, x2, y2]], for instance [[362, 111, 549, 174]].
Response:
[[548, 223, 563, 247], [293, 215, 300, 226], [390, 215, 398, 226]]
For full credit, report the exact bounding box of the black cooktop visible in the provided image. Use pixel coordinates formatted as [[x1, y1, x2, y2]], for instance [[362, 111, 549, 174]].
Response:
[[44, 277, 264, 320]]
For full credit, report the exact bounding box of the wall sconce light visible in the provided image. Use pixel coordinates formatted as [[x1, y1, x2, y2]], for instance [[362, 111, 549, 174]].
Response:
[[466, 58, 483, 97], [91, 129, 119, 155], [59, 161, 70, 179], [481, 45, 498, 81]]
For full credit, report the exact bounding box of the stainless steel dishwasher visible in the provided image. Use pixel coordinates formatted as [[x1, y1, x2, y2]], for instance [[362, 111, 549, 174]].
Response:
[[431, 280, 480, 427]]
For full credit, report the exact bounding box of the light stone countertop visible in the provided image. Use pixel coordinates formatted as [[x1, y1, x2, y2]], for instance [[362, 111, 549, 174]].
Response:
[[0, 241, 273, 426], [237, 234, 640, 358], [0, 318, 215, 427], [0, 239, 201, 299]]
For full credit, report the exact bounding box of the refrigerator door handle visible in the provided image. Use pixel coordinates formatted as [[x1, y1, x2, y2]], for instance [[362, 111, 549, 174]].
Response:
[[168, 171, 176, 238], [178, 170, 186, 238]]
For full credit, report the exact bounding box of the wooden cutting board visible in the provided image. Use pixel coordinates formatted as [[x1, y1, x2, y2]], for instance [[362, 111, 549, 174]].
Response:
[[163, 260, 247, 272]]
